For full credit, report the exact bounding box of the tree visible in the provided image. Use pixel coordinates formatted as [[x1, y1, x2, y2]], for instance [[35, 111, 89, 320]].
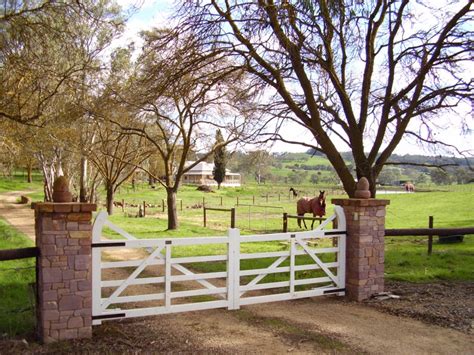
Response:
[[0, 1, 123, 125], [378, 167, 401, 185], [415, 173, 428, 185], [87, 119, 150, 215], [310, 173, 319, 184], [178, 1, 473, 197], [112, 30, 257, 229], [430, 169, 451, 185], [213, 129, 227, 189]]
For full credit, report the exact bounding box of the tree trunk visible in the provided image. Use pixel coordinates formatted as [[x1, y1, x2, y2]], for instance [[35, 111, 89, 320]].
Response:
[[148, 174, 155, 185], [106, 185, 114, 215], [26, 162, 32, 183], [217, 182, 221, 190], [79, 156, 88, 202], [166, 188, 178, 230]]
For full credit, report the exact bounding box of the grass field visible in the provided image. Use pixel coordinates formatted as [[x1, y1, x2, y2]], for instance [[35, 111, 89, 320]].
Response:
[[0, 218, 36, 336], [0, 175, 473, 337], [102, 183, 474, 283]]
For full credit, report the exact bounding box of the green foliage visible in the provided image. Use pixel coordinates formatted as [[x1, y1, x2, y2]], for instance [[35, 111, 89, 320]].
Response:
[[378, 167, 401, 185], [430, 169, 451, 185], [212, 129, 227, 189]]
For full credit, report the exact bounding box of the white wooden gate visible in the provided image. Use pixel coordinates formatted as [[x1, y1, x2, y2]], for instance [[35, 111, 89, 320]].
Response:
[[91, 206, 346, 324]]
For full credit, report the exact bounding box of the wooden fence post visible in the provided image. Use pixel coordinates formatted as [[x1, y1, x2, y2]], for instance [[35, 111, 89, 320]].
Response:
[[236, 196, 239, 206], [253, 195, 255, 205], [231, 208, 236, 228], [203, 207, 207, 227], [283, 212, 288, 233], [428, 216, 434, 255], [162, 199, 165, 212], [143, 201, 146, 217], [180, 199, 183, 211], [220, 196, 223, 206], [121, 199, 125, 212], [202, 197, 206, 208], [266, 194, 269, 203], [278, 193, 281, 202]]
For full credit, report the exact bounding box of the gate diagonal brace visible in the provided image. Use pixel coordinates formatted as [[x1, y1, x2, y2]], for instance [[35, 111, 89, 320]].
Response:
[[240, 255, 288, 297], [296, 238, 338, 285], [143, 246, 226, 299], [105, 218, 225, 299], [101, 246, 164, 310]]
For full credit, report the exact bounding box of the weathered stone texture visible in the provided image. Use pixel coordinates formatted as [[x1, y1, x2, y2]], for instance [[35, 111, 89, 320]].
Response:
[[34, 203, 95, 343], [332, 198, 389, 301]]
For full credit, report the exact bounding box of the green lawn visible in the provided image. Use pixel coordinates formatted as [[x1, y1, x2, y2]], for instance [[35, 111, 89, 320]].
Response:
[[0, 177, 473, 338], [0, 172, 44, 201], [0, 218, 36, 336], [104, 185, 474, 283]]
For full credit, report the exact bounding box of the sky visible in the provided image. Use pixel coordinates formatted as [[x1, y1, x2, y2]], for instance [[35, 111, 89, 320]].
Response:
[[115, 0, 473, 157]]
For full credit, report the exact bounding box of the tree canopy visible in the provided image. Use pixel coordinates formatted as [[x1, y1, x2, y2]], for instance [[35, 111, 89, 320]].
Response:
[[178, 0, 473, 196], [213, 129, 227, 189]]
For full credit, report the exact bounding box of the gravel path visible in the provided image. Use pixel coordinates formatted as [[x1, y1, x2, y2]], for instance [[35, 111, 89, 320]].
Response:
[[1, 191, 473, 354]]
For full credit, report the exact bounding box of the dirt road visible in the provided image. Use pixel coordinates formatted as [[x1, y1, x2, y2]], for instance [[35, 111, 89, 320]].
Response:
[[1, 191, 473, 354]]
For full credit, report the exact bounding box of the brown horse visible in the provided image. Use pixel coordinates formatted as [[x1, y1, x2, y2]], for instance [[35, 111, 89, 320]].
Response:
[[404, 182, 415, 192], [296, 191, 326, 229]]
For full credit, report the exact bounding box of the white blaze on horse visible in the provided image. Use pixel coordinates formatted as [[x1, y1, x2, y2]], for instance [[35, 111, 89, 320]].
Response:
[[296, 191, 326, 229]]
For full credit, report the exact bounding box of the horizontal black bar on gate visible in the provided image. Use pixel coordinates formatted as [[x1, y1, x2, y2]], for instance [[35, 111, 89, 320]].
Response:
[[92, 313, 126, 320], [91, 242, 126, 248], [0, 247, 39, 261], [323, 288, 345, 294], [324, 231, 347, 236], [385, 227, 474, 237]]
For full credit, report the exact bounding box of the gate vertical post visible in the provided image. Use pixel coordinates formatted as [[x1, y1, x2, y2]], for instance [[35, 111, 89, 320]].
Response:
[[332, 178, 389, 301], [334, 206, 346, 292], [33, 201, 96, 343], [227, 228, 240, 310], [289, 235, 296, 294]]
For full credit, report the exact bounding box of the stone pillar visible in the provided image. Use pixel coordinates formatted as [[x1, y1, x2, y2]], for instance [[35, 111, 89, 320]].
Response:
[[332, 178, 389, 301], [33, 202, 96, 343]]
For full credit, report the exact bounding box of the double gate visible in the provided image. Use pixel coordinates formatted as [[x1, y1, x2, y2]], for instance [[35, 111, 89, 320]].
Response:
[[91, 207, 346, 324]]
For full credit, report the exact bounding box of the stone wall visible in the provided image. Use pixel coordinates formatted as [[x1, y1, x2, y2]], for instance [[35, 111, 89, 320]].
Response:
[[33, 203, 96, 343]]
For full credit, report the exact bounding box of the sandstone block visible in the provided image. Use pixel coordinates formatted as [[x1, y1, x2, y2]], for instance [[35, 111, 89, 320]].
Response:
[[59, 328, 78, 340], [43, 310, 59, 321], [59, 295, 82, 311], [67, 316, 83, 328], [67, 213, 92, 222], [54, 204, 74, 213], [69, 231, 91, 239], [43, 268, 62, 283]]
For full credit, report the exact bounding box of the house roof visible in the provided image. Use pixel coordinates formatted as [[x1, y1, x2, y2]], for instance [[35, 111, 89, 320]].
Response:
[[184, 161, 240, 176]]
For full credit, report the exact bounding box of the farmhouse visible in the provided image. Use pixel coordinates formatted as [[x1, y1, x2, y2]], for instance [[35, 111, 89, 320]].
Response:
[[182, 161, 241, 187]]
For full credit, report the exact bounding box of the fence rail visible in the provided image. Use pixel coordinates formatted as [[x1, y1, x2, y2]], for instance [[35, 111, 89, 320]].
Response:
[[203, 207, 236, 228], [385, 216, 473, 255], [282, 213, 326, 232], [385, 227, 474, 236], [0, 247, 39, 261]]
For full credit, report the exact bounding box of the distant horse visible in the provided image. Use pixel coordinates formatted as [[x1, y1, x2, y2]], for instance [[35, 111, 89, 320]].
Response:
[[289, 187, 298, 197], [404, 182, 415, 192], [296, 191, 326, 229]]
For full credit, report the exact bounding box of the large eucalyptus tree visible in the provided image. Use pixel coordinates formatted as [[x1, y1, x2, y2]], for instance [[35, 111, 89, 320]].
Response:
[[178, 0, 473, 196]]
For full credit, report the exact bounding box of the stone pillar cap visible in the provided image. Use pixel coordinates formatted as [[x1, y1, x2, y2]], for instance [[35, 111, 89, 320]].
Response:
[[354, 177, 371, 199], [52, 176, 73, 202]]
